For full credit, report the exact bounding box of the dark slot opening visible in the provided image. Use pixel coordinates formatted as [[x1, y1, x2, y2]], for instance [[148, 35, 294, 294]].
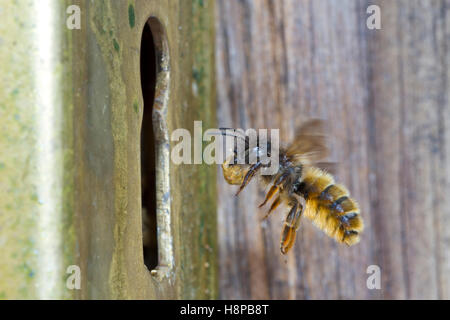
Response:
[[140, 22, 158, 271]]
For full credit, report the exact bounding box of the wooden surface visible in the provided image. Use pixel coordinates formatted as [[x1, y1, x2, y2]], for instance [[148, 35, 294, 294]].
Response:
[[72, 0, 217, 299], [53, 0, 217, 299], [215, 0, 450, 299], [0, 0, 217, 299]]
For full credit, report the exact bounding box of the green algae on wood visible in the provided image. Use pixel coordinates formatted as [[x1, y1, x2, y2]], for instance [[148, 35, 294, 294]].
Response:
[[113, 38, 120, 52], [128, 4, 136, 28]]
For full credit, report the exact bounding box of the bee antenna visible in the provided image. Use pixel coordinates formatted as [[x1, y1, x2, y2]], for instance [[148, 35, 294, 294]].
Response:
[[208, 128, 247, 143], [218, 127, 246, 137]]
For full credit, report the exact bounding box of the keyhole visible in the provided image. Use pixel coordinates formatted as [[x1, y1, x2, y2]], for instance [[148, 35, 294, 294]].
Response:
[[139, 17, 172, 278], [141, 22, 158, 271]]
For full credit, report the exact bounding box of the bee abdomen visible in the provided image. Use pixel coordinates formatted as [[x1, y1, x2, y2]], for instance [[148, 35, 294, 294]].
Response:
[[300, 167, 364, 246]]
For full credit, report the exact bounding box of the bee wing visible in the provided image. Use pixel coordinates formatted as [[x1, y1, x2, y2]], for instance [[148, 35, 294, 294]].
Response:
[[292, 118, 327, 136], [315, 161, 337, 175], [286, 119, 330, 164]]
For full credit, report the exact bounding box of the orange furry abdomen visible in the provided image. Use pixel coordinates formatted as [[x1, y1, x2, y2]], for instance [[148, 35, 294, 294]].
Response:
[[300, 167, 364, 246]]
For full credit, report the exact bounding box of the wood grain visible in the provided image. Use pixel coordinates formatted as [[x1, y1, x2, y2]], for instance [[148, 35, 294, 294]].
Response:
[[216, 0, 450, 299]]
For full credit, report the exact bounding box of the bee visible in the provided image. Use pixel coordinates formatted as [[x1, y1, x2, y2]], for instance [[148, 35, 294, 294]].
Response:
[[219, 119, 364, 254]]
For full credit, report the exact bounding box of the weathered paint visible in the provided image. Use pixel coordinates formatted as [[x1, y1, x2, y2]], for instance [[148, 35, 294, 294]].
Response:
[[0, 0, 76, 299], [0, 0, 217, 299]]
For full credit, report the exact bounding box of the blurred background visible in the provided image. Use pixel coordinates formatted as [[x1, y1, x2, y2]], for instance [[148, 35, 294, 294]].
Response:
[[216, 0, 450, 299]]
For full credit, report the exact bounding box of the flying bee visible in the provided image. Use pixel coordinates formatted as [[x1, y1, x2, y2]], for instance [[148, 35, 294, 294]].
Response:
[[218, 119, 364, 254]]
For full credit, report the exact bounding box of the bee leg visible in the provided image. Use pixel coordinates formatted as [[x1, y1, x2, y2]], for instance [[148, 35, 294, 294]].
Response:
[[259, 185, 279, 208], [259, 173, 289, 208], [280, 201, 303, 254], [235, 161, 262, 196], [262, 196, 281, 220]]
